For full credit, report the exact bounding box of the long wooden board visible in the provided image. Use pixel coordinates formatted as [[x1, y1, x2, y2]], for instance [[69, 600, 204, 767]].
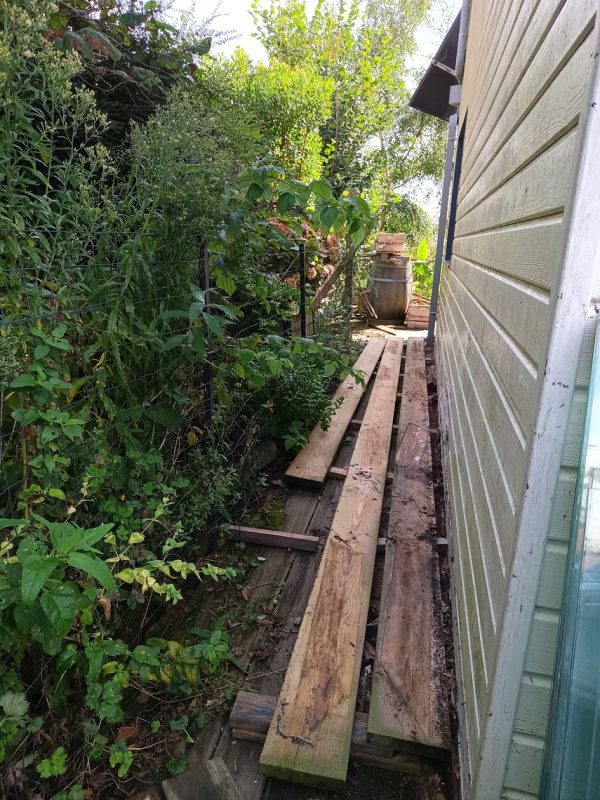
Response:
[[368, 338, 450, 754], [230, 692, 422, 776], [229, 525, 318, 552], [284, 338, 385, 486], [260, 338, 403, 789]]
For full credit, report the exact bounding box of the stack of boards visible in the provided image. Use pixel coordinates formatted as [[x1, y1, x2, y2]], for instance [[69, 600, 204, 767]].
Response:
[[231, 337, 450, 790]]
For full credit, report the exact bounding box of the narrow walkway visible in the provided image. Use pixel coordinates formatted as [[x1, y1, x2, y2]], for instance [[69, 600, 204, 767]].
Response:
[[154, 334, 454, 800]]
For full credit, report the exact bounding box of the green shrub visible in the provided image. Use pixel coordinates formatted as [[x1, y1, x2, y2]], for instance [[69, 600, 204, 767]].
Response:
[[220, 336, 353, 451]]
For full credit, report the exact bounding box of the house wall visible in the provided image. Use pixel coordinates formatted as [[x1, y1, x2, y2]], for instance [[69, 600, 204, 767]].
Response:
[[435, 0, 600, 797]]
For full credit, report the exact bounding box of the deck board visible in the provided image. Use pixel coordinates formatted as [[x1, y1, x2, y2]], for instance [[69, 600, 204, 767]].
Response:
[[259, 339, 403, 789], [368, 338, 450, 754], [284, 338, 385, 486]]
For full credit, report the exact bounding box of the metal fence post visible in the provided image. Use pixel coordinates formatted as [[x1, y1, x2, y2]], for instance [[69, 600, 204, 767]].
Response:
[[199, 241, 214, 426], [299, 241, 307, 338]]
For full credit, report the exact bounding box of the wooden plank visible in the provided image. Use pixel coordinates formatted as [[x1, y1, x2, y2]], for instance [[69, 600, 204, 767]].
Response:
[[163, 757, 243, 800], [231, 692, 422, 775], [349, 419, 399, 432], [230, 525, 318, 552], [368, 339, 450, 754], [328, 466, 394, 483], [260, 339, 403, 789], [285, 338, 385, 486]]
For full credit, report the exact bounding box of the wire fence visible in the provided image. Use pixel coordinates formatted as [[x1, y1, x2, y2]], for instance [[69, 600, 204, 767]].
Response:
[[0, 234, 345, 538]]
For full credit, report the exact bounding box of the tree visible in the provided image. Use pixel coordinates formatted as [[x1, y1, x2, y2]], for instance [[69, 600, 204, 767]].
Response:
[[251, 0, 433, 192], [199, 50, 335, 182], [45, 0, 220, 147]]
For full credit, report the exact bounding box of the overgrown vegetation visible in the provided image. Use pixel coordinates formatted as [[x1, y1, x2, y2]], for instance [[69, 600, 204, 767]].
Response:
[[0, 0, 447, 795]]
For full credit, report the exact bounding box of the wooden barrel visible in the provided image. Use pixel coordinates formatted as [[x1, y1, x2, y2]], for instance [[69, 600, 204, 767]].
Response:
[[367, 257, 413, 321]]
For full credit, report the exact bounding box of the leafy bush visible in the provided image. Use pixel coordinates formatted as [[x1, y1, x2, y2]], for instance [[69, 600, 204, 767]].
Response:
[[221, 336, 354, 451]]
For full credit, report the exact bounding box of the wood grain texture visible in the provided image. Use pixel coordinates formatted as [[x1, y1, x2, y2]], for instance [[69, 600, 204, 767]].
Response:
[[230, 526, 318, 552], [230, 692, 423, 775], [368, 339, 450, 754], [285, 338, 385, 486], [259, 339, 403, 789]]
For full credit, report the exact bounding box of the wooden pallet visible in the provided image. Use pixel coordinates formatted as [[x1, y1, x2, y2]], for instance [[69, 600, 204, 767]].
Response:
[[368, 338, 450, 755], [259, 338, 403, 790], [284, 338, 385, 486]]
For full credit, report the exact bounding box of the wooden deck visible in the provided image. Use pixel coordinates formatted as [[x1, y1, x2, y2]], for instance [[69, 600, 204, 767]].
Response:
[[157, 336, 452, 800]]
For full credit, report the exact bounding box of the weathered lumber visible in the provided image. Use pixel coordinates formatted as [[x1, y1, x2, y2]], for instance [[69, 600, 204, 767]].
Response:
[[368, 338, 450, 754], [231, 692, 421, 776], [284, 338, 385, 486], [229, 525, 318, 552], [349, 418, 399, 432], [162, 756, 243, 800], [328, 465, 394, 483], [259, 338, 403, 789]]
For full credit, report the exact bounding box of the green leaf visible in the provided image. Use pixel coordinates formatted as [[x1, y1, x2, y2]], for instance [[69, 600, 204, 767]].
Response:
[[11, 409, 40, 426], [167, 757, 188, 775], [416, 236, 429, 261], [214, 271, 236, 296], [67, 553, 117, 592], [46, 521, 81, 554], [81, 523, 114, 549], [0, 518, 26, 530], [237, 349, 255, 367], [36, 746, 67, 778], [33, 345, 50, 359], [48, 488, 66, 500], [119, 11, 147, 26], [309, 179, 333, 200], [21, 555, 60, 605], [245, 183, 264, 203], [187, 37, 211, 55], [350, 224, 367, 248], [157, 53, 178, 70], [161, 334, 187, 352], [277, 192, 297, 214], [0, 691, 29, 718], [40, 584, 81, 637], [9, 374, 37, 388], [355, 197, 371, 217], [319, 205, 339, 231]]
